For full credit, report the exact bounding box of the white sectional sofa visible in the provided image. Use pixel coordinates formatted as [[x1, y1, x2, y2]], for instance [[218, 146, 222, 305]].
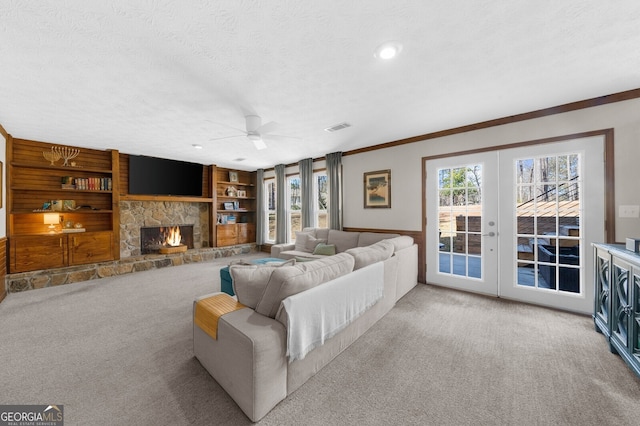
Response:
[[193, 228, 418, 421]]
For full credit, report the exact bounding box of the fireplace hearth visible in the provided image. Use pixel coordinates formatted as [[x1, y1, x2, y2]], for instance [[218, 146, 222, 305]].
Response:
[[141, 225, 194, 254]]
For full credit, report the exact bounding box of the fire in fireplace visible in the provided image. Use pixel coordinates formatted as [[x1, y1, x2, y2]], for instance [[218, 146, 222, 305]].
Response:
[[141, 225, 194, 254]]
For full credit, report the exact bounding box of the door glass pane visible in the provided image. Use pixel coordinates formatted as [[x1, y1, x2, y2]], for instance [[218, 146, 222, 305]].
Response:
[[437, 164, 483, 279], [515, 153, 582, 293]]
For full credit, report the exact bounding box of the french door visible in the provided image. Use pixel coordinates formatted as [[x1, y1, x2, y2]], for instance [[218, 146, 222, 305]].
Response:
[[426, 152, 499, 295], [426, 136, 605, 314]]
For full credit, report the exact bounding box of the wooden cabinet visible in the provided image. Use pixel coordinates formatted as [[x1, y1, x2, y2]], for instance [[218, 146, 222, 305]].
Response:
[[237, 223, 256, 244], [9, 232, 114, 272], [213, 167, 256, 246], [7, 137, 119, 273], [216, 224, 238, 246], [10, 235, 67, 272], [68, 231, 114, 265], [593, 243, 640, 378]]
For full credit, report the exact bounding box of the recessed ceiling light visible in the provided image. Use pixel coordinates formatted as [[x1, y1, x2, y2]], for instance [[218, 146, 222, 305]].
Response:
[[374, 41, 403, 60], [192, 144, 203, 149], [234, 158, 246, 162]]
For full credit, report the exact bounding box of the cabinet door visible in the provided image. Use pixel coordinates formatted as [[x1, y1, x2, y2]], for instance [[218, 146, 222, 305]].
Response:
[[632, 268, 640, 364], [611, 257, 633, 352], [594, 247, 611, 332], [216, 224, 238, 246], [237, 223, 256, 244], [11, 235, 66, 273], [68, 232, 113, 265]]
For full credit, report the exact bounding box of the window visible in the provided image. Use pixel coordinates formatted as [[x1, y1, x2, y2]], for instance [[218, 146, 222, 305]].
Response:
[[264, 178, 276, 243], [314, 171, 328, 228], [287, 175, 301, 239], [262, 170, 328, 244]]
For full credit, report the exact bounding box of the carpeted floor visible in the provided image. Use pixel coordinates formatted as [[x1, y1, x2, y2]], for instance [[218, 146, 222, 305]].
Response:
[[1, 255, 639, 425]]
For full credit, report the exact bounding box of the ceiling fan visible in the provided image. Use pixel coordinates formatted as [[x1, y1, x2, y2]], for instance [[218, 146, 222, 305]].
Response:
[[209, 115, 298, 150]]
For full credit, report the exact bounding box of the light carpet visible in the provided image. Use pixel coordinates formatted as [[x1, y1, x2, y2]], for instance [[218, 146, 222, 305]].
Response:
[[1, 255, 639, 425]]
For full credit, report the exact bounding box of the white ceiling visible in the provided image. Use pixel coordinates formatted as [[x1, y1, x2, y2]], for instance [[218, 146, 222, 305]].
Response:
[[2, 1, 640, 171]]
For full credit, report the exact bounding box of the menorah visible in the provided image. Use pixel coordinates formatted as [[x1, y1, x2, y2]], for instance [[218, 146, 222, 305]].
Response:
[[42, 147, 61, 166], [52, 146, 80, 166]]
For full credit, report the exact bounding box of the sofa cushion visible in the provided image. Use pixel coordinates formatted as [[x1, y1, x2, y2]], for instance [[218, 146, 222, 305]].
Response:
[[346, 240, 395, 270], [386, 235, 414, 251], [230, 259, 296, 309], [255, 253, 355, 318], [306, 236, 327, 252], [357, 232, 400, 247], [294, 231, 313, 252], [313, 243, 336, 256], [328, 230, 360, 253], [314, 228, 330, 241]]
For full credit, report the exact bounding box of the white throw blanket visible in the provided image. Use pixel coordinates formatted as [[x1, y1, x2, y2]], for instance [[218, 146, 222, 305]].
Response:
[[280, 261, 384, 362]]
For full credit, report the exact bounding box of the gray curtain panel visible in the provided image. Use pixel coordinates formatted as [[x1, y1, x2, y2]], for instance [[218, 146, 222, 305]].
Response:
[[255, 168, 264, 245], [326, 151, 343, 230], [275, 164, 287, 243], [299, 158, 314, 229]]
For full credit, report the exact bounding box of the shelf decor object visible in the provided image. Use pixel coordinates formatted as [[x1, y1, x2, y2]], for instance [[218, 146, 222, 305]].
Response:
[[43, 147, 61, 165], [53, 146, 80, 166]]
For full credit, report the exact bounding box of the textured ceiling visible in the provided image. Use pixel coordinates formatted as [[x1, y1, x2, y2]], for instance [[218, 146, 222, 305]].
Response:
[[2, 1, 640, 170]]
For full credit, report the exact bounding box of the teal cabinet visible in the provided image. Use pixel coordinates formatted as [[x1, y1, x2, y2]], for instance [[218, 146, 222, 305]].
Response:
[[593, 243, 640, 377]]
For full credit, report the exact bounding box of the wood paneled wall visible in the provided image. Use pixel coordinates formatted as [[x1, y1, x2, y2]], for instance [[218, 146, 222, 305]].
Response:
[[0, 238, 7, 303]]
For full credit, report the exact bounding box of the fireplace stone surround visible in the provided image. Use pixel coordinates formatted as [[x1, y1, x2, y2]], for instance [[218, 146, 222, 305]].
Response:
[[120, 200, 209, 257]]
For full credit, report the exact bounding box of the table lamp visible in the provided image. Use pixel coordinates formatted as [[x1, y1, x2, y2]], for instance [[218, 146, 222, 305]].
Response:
[[44, 213, 60, 233]]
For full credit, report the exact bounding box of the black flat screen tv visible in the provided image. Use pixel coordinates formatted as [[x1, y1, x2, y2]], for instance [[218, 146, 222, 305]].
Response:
[[128, 155, 203, 196]]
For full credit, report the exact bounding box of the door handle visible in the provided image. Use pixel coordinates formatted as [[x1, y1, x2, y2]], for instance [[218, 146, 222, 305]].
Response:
[[482, 232, 496, 237]]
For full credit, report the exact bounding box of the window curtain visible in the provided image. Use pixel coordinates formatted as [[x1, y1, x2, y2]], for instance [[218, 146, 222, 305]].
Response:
[[275, 164, 287, 243], [255, 168, 264, 245], [326, 151, 343, 230], [299, 158, 314, 229]]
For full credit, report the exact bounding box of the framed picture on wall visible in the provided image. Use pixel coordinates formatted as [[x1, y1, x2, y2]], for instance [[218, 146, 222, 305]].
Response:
[[229, 171, 239, 182], [364, 169, 391, 208]]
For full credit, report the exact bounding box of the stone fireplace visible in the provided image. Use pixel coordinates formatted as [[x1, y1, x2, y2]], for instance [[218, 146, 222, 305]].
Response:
[[140, 225, 194, 254], [120, 200, 210, 257]]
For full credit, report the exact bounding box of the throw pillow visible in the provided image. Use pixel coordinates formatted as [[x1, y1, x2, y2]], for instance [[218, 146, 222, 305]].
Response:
[[230, 259, 296, 309], [313, 243, 336, 256], [255, 253, 355, 318], [294, 231, 312, 252], [305, 236, 327, 252]]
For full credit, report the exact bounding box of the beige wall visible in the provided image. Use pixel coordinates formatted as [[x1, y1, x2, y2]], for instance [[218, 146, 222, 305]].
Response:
[[342, 97, 640, 242]]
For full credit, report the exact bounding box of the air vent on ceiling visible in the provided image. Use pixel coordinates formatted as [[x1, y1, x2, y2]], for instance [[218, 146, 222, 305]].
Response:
[[324, 122, 351, 133]]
